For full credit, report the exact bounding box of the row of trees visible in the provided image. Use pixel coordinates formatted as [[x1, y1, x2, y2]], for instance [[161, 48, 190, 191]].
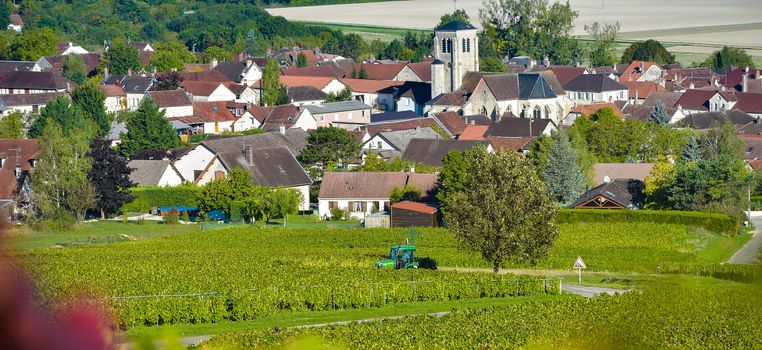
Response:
[[197, 169, 302, 225]]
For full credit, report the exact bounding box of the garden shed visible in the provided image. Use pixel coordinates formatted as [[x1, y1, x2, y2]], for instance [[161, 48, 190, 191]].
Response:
[[391, 201, 440, 228]]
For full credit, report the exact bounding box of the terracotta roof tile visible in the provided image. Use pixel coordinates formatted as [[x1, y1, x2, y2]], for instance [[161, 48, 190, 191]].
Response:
[[147, 90, 191, 107], [176, 70, 231, 83], [392, 200, 438, 214], [181, 81, 228, 97], [431, 111, 468, 136], [570, 103, 624, 118], [98, 84, 126, 97], [487, 136, 534, 151], [339, 78, 403, 93], [621, 81, 666, 100], [458, 124, 489, 140]]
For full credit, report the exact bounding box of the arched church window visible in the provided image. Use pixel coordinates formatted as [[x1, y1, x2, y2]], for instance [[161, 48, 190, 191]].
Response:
[[533, 106, 542, 119], [447, 39, 453, 53], [480, 106, 487, 116], [442, 38, 447, 54], [545, 106, 551, 119]]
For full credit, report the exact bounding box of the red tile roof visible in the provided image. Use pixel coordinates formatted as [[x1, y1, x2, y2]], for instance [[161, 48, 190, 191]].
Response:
[[279, 76, 338, 90], [360, 118, 436, 137], [621, 81, 666, 100], [570, 102, 624, 118], [391, 200, 438, 214], [281, 65, 347, 78], [339, 78, 403, 93], [432, 111, 468, 136], [619, 61, 660, 83], [354, 63, 407, 80], [407, 60, 432, 82], [176, 70, 231, 83], [186, 101, 237, 123], [676, 89, 718, 111], [487, 136, 534, 151], [181, 81, 226, 97], [734, 92, 762, 114], [147, 90, 192, 107], [98, 84, 126, 97], [544, 66, 587, 85], [458, 124, 489, 140]]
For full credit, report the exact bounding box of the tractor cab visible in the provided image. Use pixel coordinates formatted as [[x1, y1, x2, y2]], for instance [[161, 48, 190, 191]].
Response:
[[375, 244, 419, 269]]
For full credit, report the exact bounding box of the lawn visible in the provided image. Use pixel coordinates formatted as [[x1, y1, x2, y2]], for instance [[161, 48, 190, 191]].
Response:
[[8, 221, 199, 250]]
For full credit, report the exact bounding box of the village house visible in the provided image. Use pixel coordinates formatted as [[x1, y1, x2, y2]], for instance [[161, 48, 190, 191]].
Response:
[[402, 139, 492, 167], [280, 76, 347, 95], [102, 74, 153, 110], [56, 42, 89, 55], [622, 103, 686, 124], [7, 14, 23, 32], [619, 61, 663, 83], [147, 90, 194, 118], [0, 60, 43, 72], [0, 71, 74, 95], [569, 178, 645, 210], [128, 160, 184, 187], [259, 104, 315, 132], [41, 53, 101, 79], [354, 62, 424, 82], [0, 92, 66, 116], [317, 172, 438, 220], [566, 102, 625, 125], [286, 86, 327, 107], [0, 139, 38, 214], [302, 100, 372, 129], [98, 85, 127, 113], [563, 74, 628, 104], [171, 129, 311, 210], [181, 81, 237, 102], [212, 59, 264, 85], [340, 78, 403, 112], [361, 127, 442, 155], [468, 72, 570, 124], [225, 83, 258, 104], [170, 101, 238, 134]]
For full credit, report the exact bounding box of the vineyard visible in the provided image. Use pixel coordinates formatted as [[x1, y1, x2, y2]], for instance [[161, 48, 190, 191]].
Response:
[[202, 283, 762, 349], [18, 222, 740, 329]]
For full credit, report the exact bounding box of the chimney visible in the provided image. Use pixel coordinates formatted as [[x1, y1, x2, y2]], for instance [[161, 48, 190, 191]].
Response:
[[68, 42, 73, 48], [528, 59, 535, 69], [612, 63, 616, 71], [639, 61, 644, 72], [245, 145, 253, 166], [279, 124, 286, 135], [743, 66, 749, 92], [543, 56, 550, 67], [127, 68, 133, 76], [689, 82, 695, 89], [211, 58, 218, 69], [469, 119, 475, 125]]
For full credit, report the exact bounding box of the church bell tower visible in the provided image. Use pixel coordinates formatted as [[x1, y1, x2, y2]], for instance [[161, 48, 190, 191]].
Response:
[[431, 20, 479, 99]]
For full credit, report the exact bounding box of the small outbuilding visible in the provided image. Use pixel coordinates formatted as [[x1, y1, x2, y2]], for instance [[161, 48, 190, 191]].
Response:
[[569, 179, 644, 210], [391, 201, 441, 228]]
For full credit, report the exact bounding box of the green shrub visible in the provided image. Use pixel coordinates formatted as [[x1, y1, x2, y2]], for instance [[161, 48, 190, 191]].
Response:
[[330, 207, 345, 221], [556, 209, 739, 235], [751, 196, 762, 210], [32, 210, 76, 231], [163, 208, 180, 225], [182, 211, 190, 223], [121, 185, 200, 214]]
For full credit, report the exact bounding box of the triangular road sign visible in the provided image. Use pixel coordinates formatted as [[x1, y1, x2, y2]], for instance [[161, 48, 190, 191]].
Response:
[[573, 256, 586, 269]]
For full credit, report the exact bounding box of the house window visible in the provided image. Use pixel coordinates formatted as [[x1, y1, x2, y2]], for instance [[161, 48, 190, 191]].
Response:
[[377, 141, 382, 148], [214, 171, 225, 180], [383, 201, 391, 212], [32, 104, 39, 113], [328, 201, 338, 209], [194, 170, 203, 182], [362, 111, 366, 117], [351, 201, 365, 212]]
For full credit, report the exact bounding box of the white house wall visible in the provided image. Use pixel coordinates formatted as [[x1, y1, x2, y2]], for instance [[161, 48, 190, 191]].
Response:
[[163, 105, 193, 118], [207, 86, 237, 102], [318, 198, 390, 220], [173, 145, 217, 182], [323, 79, 348, 95]]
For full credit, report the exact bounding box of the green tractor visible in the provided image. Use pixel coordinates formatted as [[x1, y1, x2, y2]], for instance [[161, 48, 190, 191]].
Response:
[[375, 228, 419, 269], [375, 244, 419, 269]]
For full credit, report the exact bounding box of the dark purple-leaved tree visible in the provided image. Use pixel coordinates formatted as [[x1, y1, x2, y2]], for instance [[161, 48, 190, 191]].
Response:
[[87, 139, 135, 219]]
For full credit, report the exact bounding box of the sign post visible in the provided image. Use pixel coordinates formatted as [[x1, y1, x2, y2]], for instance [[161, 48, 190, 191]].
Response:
[[573, 257, 586, 284]]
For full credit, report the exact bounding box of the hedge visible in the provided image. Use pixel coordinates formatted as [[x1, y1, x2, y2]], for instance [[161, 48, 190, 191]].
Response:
[[751, 196, 762, 210], [120, 185, 200, 214], [556, 209, 740, 236]]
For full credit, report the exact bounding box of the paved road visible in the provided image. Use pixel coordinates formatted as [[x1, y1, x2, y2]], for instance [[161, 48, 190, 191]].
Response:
[[728, 216, 762, 265]]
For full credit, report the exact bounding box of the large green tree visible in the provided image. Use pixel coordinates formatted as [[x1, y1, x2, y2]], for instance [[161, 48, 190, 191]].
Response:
[[438, 148, 477, 212], [105, 40, 143, 75], [63, 54, 89, 85], [150, 41, 195, 72], [325, 87, 352, 103], [0, 2, 9, 29], [261, 58, 287, 106], [71, 82, 111, 138], [87, 139, 135, 219], [480, 0, 580, 65], [31, 121, 93, 220], [438, 9, 471, 27], [0, 112, 24, 139], [621, 40, 675, 65], [542, 130, 583, 204], [29, 96, 91, 139], [444, 147, 559, 272], [298, 126, 360, 167], [119, 98, 179, 157], [700, 46, 756, 72], [585, 21, 620, 67], [10, 28, 57, 61]]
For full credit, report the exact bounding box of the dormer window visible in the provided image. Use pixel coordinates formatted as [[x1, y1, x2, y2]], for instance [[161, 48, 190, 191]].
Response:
[[0, 158, 4, 168]]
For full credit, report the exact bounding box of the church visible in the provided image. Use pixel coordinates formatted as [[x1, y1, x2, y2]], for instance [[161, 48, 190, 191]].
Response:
[[427, 20, 571, 125]]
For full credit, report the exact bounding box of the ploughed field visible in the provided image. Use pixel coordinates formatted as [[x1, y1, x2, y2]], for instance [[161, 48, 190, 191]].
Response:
[[18, 222, 729, 328]]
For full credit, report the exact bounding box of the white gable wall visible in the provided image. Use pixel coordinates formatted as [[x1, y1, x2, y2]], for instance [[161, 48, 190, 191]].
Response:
[[207, 86, 237, 102]]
